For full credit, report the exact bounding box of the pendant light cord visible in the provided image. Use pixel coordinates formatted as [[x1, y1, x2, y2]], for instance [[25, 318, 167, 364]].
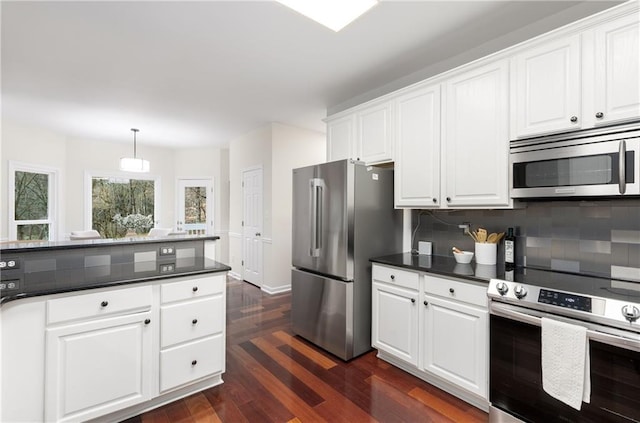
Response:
[[131, 128, 139, 159]]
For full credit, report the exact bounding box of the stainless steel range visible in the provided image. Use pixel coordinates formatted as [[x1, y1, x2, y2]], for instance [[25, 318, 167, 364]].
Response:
[[487, 269, 640, 422]]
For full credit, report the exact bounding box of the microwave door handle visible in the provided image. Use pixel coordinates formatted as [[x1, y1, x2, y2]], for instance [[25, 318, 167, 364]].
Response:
[[619, 139, 626, 194]]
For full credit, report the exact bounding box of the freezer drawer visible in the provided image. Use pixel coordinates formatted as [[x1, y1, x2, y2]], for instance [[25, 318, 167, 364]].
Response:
[[291, 269, 355, 360]]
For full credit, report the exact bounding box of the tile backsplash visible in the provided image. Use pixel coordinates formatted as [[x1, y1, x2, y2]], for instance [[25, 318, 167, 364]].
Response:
[[412, 199, 640, 281]]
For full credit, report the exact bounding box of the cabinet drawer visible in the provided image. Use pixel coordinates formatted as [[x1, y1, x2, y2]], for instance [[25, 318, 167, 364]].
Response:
[[161, 274, 225, 304], [372, 264, 419, 290], [160, 334, 224, 392], [161, 296, 223, 348], [47, 285, 152, 325], [423, 275, 487, 308]]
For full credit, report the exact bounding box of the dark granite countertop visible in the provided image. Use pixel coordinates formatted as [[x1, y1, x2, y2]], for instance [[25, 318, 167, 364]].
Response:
[[0, 257, 230, 305], [371, 252, 506, 285], [0, 235, 220, 253]]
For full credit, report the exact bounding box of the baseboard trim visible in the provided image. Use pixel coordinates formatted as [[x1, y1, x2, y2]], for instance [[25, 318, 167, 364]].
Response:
[[261, 284, 291, 295], [228, 271, 242, 280]]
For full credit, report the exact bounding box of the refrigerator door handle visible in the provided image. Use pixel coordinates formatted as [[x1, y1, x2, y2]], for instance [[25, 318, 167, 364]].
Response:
[[309, 178, 324, 257]]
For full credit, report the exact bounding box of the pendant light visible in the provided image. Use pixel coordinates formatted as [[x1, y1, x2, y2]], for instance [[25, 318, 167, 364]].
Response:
[[119, 128, 150, 173]]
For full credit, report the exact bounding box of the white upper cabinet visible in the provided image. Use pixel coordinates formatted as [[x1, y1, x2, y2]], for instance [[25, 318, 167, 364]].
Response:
[[357, 100, 394, 164], [394, 83, 441, 208], [512, 34, 582, 138], [326, 114, 355, 162], [512, 10, 640, 139], [326, 99, 394, 165], [591, 13, 640, 126], [443, 60, 510, 208]]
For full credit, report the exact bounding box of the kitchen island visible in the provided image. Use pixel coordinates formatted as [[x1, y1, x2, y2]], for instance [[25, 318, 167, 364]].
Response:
[[0, 235, 230, 422]]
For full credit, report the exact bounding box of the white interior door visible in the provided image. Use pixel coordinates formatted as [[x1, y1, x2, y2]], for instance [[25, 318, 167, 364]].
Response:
[[242, 168, 263, 286], [177, 179, 213, 235]]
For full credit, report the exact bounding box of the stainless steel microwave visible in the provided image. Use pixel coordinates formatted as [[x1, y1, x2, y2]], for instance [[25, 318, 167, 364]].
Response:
[[510, 122, 640, 198]]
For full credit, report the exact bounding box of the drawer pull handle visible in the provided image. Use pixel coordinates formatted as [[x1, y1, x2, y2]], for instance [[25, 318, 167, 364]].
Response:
[[101, 301, 109, 307], [449, 288, 455, 294], [390, 275, 395, 280], [144, 318, 151, 325], [423, 300, 428, 306], [192, 318, 198, 325], [191, 360, 198, 366], [192, 286, 199, 292], [411, 298, 416, 304]]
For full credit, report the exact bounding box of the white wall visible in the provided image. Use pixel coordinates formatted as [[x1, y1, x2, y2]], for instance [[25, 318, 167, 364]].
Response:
[[174, 146, 230, 263], [228, 122, 325, 292], [1, 120, 229, 264], [1, 121, 68, 240], [65, 136, 176, 234], [269, 123, 325, 291], [228, 125, 272, 278]]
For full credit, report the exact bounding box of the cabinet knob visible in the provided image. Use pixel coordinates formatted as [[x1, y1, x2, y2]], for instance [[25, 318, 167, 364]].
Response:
[[390, 275, 395, 280], [192, 286, 199, 292], [449, 288, 455, 294], [446, 197, 451, 202], [411, 298, 416, 304], [144, 318, 151, 325], [595, 112, 604, 119], [191, 360, 198, 366], [570, 116, 578, 123], [101, 301, 108, 307], [432, 198, 437, 203], [423, 300, 429, 306], [192, 318, 198, 325]]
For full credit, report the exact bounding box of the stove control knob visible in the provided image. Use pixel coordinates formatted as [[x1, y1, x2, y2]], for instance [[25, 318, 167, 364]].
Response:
[[496, 282, 509, 296], [622, 305, 640, 323], [514, 285, 527, 299]]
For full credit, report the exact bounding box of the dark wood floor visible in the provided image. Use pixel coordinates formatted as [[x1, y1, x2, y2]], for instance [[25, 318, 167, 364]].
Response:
[[124, 278, 488, 422]]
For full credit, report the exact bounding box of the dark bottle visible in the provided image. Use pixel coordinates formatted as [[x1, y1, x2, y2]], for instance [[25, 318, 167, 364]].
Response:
[[505, 227, 515, 269]]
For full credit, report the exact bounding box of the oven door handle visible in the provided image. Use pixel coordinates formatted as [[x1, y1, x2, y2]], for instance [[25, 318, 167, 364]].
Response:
[[490, 302, 640, 352]]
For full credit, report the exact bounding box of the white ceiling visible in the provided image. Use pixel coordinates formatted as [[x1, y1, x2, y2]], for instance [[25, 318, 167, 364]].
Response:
[[1, 1, 621, 149]]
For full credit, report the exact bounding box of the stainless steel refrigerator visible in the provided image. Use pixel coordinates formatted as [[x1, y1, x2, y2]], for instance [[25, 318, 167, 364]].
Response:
[[291, 159, 402, 360]]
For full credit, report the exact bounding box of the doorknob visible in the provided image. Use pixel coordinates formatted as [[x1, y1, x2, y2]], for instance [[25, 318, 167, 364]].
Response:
[[255, 232, 261, 237]]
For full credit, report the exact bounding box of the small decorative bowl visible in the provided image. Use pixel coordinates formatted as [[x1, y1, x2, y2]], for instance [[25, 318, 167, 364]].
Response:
[[453, 250, 474, 264]]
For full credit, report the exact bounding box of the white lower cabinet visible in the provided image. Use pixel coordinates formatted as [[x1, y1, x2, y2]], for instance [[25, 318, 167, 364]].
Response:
[[372, 281, 419, 366], [1, 273, 227, 423], [421, 294, 488, 399], [371, 264, 489, 411], [45, 311, 153, 422]]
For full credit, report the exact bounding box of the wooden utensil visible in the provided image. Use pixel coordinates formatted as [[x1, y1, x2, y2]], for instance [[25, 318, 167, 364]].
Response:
[[477, 228, 487, 243], [468, 230, 478, 242], [487, 233, 498, 243]]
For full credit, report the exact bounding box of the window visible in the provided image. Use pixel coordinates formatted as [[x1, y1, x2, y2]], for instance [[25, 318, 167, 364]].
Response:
[[87, 173, 159, 238], [9, 162, 58, 241]]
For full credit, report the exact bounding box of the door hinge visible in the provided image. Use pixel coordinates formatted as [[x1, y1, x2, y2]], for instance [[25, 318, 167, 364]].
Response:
[[242, 181, 244, 187], [242, 220, 244, 226], [241, 260, 244, 266]]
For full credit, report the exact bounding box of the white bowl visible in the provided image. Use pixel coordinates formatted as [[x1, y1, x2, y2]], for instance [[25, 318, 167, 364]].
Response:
[[453, 250, 474, 264]]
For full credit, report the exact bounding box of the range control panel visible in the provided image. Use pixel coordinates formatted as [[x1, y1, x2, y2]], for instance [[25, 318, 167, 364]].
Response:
[[538, 289, 592, 313]]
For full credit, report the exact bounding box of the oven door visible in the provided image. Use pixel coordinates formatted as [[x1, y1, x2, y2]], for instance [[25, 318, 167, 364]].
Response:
[[510, 137, 640, 198], [490, 303, 640, 423]]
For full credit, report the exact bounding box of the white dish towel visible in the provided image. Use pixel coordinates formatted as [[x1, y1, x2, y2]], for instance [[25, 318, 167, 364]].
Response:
[[541, 317, 591, 410]]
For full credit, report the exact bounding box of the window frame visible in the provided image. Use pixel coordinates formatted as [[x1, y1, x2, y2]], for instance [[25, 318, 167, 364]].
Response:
[[84, 170, 161, 235], [8, 161, 59, 241]]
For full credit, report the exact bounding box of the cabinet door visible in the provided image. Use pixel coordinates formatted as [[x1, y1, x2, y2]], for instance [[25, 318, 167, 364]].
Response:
[[357, 100, 393, 164], [443, 60, 510, 207], [512, 34, 581, 138], [327, 115, 355, 162], [394, 84, 441, 208], [593, 13, 640, 126], [372, 281, 419, 366], [422, 295, 488, 399], [45, 312, 153, 422]]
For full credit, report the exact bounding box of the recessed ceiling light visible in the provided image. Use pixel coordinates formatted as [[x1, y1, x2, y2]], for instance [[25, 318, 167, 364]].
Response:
[[276, 0, 379, 32]]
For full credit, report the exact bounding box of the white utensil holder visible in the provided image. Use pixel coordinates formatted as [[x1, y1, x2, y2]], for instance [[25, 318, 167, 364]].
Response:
[[475, 242, 497, 265]]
